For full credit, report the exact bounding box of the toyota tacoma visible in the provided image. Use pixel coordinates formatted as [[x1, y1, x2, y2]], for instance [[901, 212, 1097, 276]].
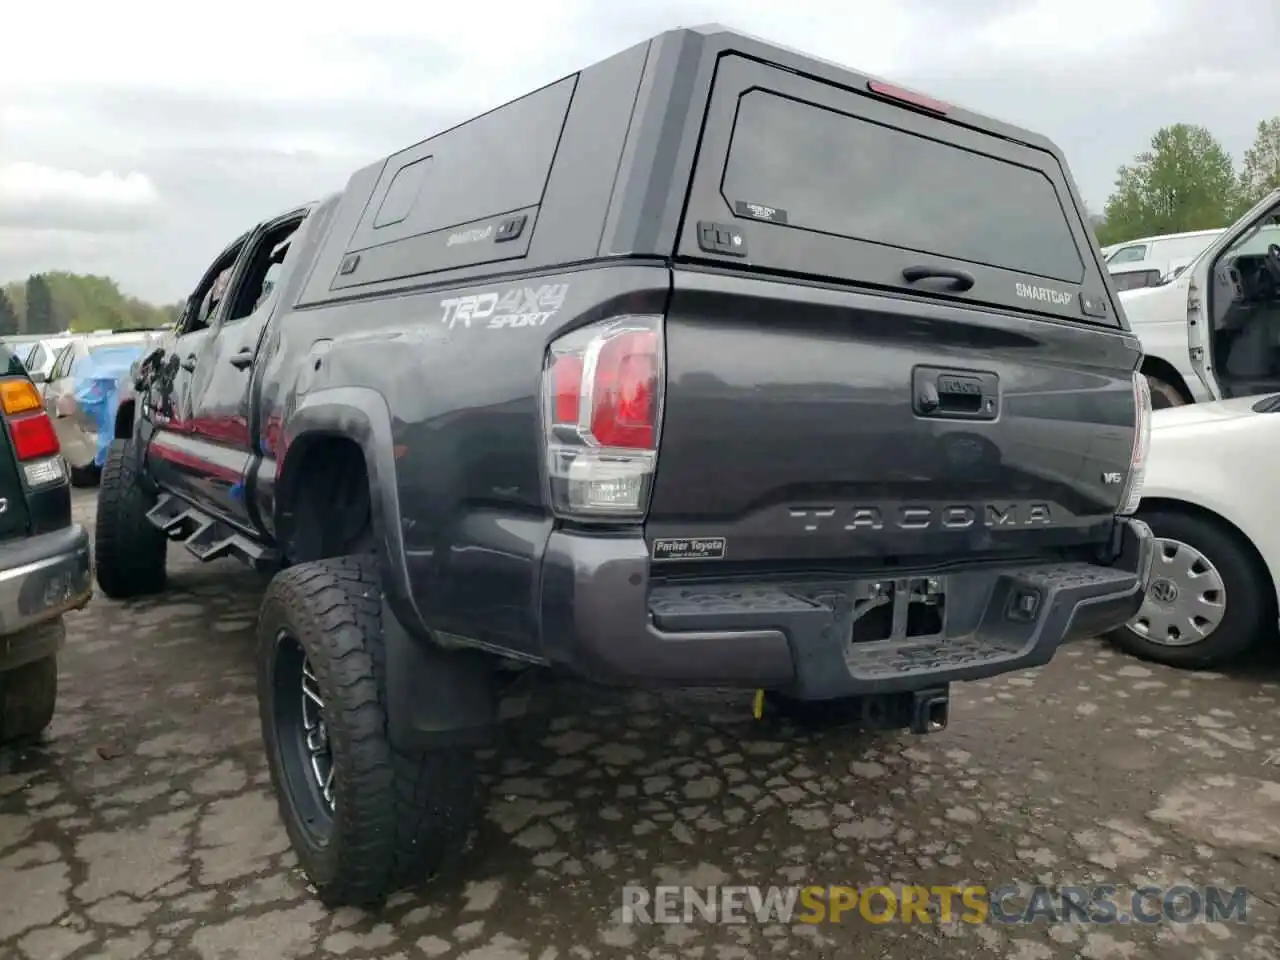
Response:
[[94, 25, 1154, 905]]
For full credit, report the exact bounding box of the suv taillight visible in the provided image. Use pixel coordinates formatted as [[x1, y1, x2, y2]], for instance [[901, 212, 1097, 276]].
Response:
[[0, 379, 65, 487], [1118, 371, 1151, 515], [542, 315, 664, 520]]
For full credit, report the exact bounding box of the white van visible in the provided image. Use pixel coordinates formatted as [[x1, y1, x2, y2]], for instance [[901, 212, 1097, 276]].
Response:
[[1119, 189, 1280, 409], [1105, 228, 1225, 280]]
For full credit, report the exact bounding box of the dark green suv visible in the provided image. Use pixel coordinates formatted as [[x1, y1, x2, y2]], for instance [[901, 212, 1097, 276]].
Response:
[[0, 342, 92, 743]]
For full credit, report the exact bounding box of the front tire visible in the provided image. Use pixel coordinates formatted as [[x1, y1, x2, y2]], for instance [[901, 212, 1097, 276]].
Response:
[[0, 636, 60, 743], [257, 556, 477, 907], [94, 439, 166, 599], [1106, 508, 1268, 669]]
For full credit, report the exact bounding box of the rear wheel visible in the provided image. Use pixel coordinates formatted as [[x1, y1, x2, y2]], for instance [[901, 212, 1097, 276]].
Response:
[[94, 440, 166, 599], [257, 555, 477, 907], [1106, 508, 1268, 669], [1145, 374, 1187, 410], [0, 646, 59, 743]]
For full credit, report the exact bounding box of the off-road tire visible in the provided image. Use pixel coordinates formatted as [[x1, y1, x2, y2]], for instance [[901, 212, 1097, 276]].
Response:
[[94, 439, 166, 599], [257, 555, 477, 907], [0, 644, 59, 743], [69, 463, 101, 488], [1106, 507, 1268, 669], [1145, 374, 1188, 410]]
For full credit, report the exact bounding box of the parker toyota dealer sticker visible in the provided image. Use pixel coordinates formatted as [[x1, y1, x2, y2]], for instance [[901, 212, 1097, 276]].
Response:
[[651, 537, 728, 562]]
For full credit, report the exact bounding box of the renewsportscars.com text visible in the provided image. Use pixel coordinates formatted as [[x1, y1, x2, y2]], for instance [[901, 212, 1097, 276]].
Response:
[[620, 884, 1249, 926]]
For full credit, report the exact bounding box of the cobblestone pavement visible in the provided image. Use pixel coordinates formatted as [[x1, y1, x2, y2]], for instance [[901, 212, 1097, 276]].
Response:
[[1, 492, 1279, 959]]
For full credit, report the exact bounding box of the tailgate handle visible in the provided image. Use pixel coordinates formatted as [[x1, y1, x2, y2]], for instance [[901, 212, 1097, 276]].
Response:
[[913, 367, 999, 421], [902, 264, 975, 292]]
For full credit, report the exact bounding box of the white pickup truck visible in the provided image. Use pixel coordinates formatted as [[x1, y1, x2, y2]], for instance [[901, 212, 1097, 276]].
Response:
[[1122, 188, 1280, 409]]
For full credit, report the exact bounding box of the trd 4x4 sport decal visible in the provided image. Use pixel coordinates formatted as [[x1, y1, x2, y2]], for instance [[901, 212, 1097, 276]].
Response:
[[438, 283, 569, 331]]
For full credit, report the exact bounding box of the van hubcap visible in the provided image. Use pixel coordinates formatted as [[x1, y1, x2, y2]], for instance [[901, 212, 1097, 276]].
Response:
[[1129, 538, 1226, 646]]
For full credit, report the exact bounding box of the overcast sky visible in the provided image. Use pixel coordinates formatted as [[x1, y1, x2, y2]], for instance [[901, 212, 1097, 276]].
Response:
[[2, 0, 1277, 303]]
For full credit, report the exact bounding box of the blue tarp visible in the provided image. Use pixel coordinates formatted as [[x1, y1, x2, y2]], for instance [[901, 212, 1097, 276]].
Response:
[[72, 346, 147, 467]]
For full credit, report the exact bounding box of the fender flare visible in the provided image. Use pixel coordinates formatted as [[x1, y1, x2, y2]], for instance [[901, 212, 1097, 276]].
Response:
[[278, 387, 498, 749], [277, 387, 419, 634]]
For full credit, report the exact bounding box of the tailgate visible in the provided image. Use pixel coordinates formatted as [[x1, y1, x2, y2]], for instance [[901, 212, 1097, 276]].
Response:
[[644, 53, 1136, 566], [645, 272, 1139, 564]]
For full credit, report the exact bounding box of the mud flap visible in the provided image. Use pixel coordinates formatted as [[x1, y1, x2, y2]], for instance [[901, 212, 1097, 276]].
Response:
[[381, 597, 498, 751]]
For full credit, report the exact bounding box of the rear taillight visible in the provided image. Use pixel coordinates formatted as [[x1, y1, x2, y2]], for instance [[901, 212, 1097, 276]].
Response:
[[1118, 371, 1151, 515], [1, 378, 65, 487], [542, 315, 664, 520]]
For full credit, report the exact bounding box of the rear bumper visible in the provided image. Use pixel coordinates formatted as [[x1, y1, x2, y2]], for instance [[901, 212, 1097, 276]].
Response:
[[0, 524, 92, 657], [539, 518, 1154, 699]]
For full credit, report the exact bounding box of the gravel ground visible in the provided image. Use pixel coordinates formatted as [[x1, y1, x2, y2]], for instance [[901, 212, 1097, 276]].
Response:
[[1, 491, 1279, 960]]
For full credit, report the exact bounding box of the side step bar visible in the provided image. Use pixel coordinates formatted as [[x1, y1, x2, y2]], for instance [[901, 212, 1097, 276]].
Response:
[[146, 494, 281, 571]]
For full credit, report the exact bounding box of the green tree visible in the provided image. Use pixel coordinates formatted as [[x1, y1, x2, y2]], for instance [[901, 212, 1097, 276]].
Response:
[[2, 273, 179, 333], [4, 283, 25, 328], [1238, 117, 1280, 208], [1098, 124, 1238, 246], [24, 274, 55, 334], [0, 290, 18, 336]]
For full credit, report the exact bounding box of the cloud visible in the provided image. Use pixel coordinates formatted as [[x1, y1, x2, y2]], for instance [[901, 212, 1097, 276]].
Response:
[[964, 0, 1173, 62], [0, 163, 161, 231], [0, 229, 115, 260], [0, 227, 125, 287], [1, 0, 1279, 301]]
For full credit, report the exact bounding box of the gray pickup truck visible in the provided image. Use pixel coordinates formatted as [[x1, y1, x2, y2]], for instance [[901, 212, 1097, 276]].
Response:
[[93, 25, 1154, 906]]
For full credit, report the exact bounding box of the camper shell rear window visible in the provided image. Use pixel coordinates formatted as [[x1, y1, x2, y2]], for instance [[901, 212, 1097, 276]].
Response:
[[677, 54, 1113, 326], [723, 91, 1084, 284]]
